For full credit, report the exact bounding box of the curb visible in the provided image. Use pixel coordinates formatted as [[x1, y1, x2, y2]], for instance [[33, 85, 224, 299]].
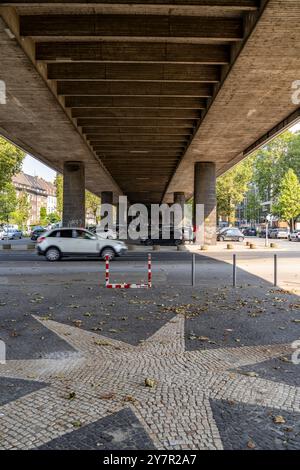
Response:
[[0, 244, 35, 251]]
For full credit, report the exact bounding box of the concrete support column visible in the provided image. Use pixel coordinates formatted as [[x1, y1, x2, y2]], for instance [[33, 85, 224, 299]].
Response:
[[101, 191, 114, 224], [101, 191, 113, 205], [174, 191, 185, 208], [174, 191, 185, 225], [193, 162, 217, 245], [63, 161, 85, 227], [115, 202, 120, 226]]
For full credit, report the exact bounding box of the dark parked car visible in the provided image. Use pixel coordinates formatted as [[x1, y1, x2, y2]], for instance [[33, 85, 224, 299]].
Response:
[[242, 228, 257, 237], [289, 230, 300, 241], [259, 230, 267, 238], [217, 228, 244, 242], [31, 228, 45, 241], [140, 226, 183, 246]]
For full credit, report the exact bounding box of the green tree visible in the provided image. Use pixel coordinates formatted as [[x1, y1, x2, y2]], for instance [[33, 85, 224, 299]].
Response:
[[252, 131, 298, 203], [273, 169, 300, 231], [283, 131, 300, 179], [0, 137, 24, 191], [0, 183, 17, 223], [11, 191, 31, 229], [47, 212, 60, 224], [85, 190, 100, 223], [55, 174, 63, 217], [245, 190, 262, 224], [39, 206, 47, 225], [217, 157, 254, 225]]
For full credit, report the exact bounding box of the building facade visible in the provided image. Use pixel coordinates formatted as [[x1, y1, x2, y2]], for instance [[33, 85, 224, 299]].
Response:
[[12, 172, 57, 226]]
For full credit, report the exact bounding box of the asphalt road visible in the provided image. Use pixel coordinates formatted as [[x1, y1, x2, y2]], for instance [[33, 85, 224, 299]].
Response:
[[0, 250, 299, 290], [0, 250, 299, 262]]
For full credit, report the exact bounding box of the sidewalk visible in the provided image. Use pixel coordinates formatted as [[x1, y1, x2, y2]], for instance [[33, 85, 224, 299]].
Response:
[[0, 281, 300, 450]]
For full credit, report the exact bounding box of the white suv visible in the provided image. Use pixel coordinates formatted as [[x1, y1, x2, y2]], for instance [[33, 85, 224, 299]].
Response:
[[36, 227, 127, 261]]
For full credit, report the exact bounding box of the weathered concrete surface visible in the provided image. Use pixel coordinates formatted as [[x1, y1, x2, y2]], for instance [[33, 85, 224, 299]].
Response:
[[193, 162, 217, 245], [0, 17, 122, 198], [63, 161, 85, 227], [165, 0, 300, 200], [0, 1, 299, 205]]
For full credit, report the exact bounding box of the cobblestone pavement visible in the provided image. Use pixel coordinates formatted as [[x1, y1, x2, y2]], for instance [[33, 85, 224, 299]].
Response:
[[0, 281, 300, 450], [0, 311, 300, 450]]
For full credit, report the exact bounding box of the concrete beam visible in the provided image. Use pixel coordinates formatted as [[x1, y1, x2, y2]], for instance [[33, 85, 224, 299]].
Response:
[[72, 109, 201, 119], [57, 81, 213, 97], [88, 136, 189, 142], [3, 1, 259, 9], [20, 15, 243, 41], [0, 17, 122, 199], [81, 127, 193, 135], [79, 119, 196, 128], [164, 0, 300, 199], [36, 42, 230, 64], [48, 63, 220, 82], [98, 150, 183, 156], [93, 146, 185, 152], [65, 96, 207, 109]]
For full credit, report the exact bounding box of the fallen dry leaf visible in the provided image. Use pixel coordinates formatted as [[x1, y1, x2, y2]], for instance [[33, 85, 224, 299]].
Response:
[[94, 339, 112, 346], [99, 392, 115, 400], [145, 378, 156, 388], [273, 415, 286, 424], [66, 391, 76, 400], [247, 439, 256, 449]]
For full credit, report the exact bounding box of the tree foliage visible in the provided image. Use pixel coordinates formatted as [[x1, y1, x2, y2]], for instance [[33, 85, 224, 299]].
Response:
[[252, 131, 300, 202], [11, 191, 31, 228], [273, 169, 300, 230], [85, 190, 100, 223], [47, 212, 60, 224], [217, 131, 300, 225], [39, 206, 47, 225], [0, 137, 25, 191], [0, 183, 17, 223], [55, 174, 63, 217], [245, 191, 262, 223], [217, 157, 254, 224]]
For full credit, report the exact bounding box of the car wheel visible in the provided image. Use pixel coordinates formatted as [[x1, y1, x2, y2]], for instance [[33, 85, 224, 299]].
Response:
[[219, 236, 225, 241], [145, 239, 153, 246], [174, 239, 182, 246], [101, 247, 115, 261], [45, 247, 61, 262], [238, 237, 244, 242]]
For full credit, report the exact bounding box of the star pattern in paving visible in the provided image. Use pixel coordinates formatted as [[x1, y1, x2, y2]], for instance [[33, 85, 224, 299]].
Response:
[[0, 314, 299, 450]]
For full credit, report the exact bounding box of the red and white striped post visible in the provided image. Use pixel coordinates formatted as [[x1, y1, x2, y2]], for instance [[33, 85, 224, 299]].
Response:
[[148, 253, 152, 288], [105, 255, 110, 287], [104, 253, 152, 288]]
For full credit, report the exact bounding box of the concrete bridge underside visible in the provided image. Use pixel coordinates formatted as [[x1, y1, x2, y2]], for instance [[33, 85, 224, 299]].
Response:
[[0, 1, 300, 242]]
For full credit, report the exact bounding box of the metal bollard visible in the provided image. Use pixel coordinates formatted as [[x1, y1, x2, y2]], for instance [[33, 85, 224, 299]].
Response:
[[191, 253, 196, 286], [274, 254, 278, 287], [233, 254, 237, 287]]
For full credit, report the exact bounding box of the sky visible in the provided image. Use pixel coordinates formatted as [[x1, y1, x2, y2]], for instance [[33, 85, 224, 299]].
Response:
[[21, 122, 300, 182], [22, 155, 56, 182]]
